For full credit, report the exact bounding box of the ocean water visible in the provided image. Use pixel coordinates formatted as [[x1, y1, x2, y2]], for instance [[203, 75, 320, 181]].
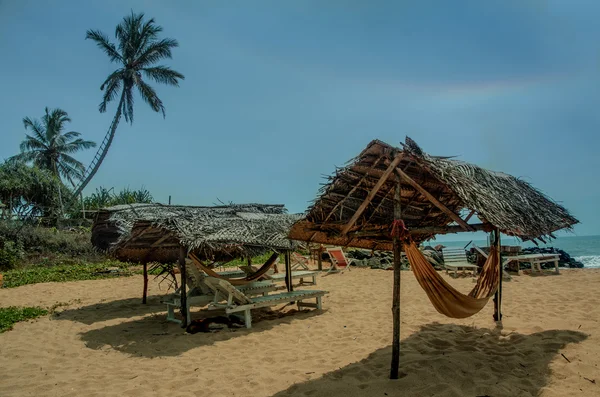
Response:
[[425, 235, 600, 269]]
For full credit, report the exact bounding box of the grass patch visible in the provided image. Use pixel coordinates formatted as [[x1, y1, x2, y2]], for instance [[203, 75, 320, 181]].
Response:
[[1, 261, 137, 288], [0, 306, 48, 333]]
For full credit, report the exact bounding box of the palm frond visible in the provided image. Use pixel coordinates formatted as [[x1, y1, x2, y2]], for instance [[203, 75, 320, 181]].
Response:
[[57, 160, 85, 182], [136, 78, 165, 116], [62, 131, 82, 141], [123, 86, 135, 123], [85, 30, 123, 63], [142, 66, 184, 86], [9, 152, 39, 164], [99, 73, 123, 113], [60, 139, 97, 153], [20, 134, 48, 152], [59, 153, 87, 170], [135, 18, 162, 58], [116, 11, 146, 62], [135, 38, 178, 67], [22, 117, 47, 144]]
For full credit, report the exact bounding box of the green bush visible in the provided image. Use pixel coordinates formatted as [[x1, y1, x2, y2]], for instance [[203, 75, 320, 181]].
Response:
[[0, 221, 105, 267], [0, 306, 48, 333], [0, 241, 24, 271]]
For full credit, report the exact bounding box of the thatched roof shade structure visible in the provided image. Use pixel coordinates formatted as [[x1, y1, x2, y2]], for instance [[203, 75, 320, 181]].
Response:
[[289, 137, 578, 250], [288, 137, 578, 379], [92, 203, 301, 263]]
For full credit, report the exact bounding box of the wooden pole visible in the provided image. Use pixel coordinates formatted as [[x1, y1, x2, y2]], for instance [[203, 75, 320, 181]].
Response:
[[142, 261, 148, 304], [285, 251, 293, 292], [179, 245, 188, 328], [390, 173, 402, 379], [317, 245, 323, 271], [493, 229, 503, 322]]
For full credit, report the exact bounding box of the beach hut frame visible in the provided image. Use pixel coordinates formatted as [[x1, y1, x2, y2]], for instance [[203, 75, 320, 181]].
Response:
[[288, 137, 578, 379], [91, 203, 301, 327]]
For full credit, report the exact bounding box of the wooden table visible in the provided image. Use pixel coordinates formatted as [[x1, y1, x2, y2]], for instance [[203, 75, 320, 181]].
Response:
[[503, 254, 560, 275]]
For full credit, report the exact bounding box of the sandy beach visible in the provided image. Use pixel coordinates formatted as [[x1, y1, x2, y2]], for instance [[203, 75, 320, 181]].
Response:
[[1, 267, 599, 397]]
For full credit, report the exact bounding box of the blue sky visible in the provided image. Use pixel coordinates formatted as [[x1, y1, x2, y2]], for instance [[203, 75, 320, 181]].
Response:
[[1, 0, 599, 239]]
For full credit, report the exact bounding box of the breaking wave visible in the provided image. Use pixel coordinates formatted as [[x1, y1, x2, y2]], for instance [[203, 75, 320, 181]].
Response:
[[576, 256, 600, 269]]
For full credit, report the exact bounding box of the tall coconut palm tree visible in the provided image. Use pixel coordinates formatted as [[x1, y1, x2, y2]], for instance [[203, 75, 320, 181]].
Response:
[[74, 11, 185, 196], [10, 107, 96, 185], [10, 107, 96, 217]]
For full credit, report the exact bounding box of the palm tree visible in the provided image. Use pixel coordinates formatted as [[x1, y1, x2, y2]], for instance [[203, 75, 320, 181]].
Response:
[[75, 11, 185, 196], [10, 107, 96, 185], [10, 107, 96, 218]]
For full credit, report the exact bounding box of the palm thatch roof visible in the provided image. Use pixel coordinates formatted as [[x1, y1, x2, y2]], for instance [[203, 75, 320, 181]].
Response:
[[288, 137, 578, 250], [92, 203, 301, 263]]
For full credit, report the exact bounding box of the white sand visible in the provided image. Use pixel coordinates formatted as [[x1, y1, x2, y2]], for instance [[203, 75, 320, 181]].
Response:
[[1, 267, 599, 397]]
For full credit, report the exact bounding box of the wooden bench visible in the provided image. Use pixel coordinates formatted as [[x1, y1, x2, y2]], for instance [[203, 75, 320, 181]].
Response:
[[503, 254, 560, 275]]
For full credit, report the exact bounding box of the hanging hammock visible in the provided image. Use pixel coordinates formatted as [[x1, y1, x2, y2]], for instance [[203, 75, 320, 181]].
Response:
[[188, 252, 278, 286], [405, 241, 500, 318]]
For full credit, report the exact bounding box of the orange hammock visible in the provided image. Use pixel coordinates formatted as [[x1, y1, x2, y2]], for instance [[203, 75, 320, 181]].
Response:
[[405, 241, 500, 318], [188, 252, 278, 286]]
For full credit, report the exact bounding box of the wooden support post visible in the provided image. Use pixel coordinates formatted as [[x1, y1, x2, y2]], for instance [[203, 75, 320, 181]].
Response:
[[142, 261, 148, 304], [341, 154, 404, 235], [285, 251, 293, 292], [493, 229, 503, 322], [390, 173, 402, 379], [179, 246, 188, 328], [317, 245, 323, 271]]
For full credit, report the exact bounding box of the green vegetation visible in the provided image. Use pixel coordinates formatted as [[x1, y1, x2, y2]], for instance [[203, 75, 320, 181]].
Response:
[[0, 306, 48, 333], [0, 222, 104, 271], [1, 261, 136, 288], [0, 162, 65, 222]]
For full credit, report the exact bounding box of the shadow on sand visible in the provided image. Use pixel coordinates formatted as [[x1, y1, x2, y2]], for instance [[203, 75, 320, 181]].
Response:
[[53, 295, 167, 325], [271, 323, 587, 397], [57, 296, 323, 357]]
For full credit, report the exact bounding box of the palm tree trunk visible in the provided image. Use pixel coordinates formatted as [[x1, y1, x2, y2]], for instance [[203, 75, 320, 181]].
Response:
[[73, 89, 126, 197]]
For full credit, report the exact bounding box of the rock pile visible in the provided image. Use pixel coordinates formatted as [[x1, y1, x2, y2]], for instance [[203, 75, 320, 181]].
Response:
[[346, 247, 444, 270]]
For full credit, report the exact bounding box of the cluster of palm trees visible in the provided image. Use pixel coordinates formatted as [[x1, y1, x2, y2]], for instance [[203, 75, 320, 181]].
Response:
[[7, 12, 185, 218]]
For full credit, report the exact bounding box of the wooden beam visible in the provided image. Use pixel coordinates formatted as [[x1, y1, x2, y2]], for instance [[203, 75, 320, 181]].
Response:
[[323, 156, 384, 223], [341, 154, 404, 235], [150, 233, 173, 247], [390, 173, 402, 379], [394, 168, 473, 231], [123, 225, 153, 245], [344, 223, 488, 238], [464, 209, 476, 223], [365, 183, 395, 224]]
